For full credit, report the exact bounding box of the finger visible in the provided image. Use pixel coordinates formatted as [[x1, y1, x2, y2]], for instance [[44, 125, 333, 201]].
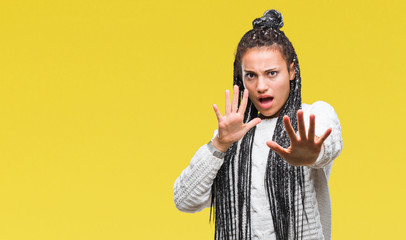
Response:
[[212, 104, 223, 122], [245, 117, 261, 130], [266, 140, 288, 158], [231, 85, 239, 113], [297, 110, 307, 140], [225, 89, 231, 115], [315, 128, 332, 146], [308, 114, 315, 142], [283, 115, 298, 145], [238, 89, 249, 115]]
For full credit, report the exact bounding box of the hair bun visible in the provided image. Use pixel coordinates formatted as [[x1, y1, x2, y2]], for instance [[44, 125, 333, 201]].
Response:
[[252, 9, 284, 30]]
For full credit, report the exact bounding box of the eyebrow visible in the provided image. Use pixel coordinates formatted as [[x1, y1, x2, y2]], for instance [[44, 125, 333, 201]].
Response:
[[243, 68, 278, 72]]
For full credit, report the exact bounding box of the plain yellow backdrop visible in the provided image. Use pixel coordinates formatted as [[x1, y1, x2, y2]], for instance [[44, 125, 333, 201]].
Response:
[[0, 0, 405, 239]]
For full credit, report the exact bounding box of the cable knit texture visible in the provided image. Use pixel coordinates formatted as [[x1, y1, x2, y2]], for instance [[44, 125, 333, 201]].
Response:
[[173, 101, 343, 239]]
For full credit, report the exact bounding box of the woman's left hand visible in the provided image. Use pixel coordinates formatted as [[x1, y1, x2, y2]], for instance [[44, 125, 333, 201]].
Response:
[[266, 109, 332, 166]]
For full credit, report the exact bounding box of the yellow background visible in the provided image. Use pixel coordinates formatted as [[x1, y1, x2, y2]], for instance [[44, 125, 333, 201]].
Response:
[[0, 0, 405, 239]]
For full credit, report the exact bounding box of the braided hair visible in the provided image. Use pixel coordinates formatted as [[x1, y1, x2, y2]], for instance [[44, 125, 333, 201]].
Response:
[[210, 9, 307, 240]]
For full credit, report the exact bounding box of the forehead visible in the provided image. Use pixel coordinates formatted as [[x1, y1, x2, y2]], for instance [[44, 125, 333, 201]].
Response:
[[242, 47, 286, 70]]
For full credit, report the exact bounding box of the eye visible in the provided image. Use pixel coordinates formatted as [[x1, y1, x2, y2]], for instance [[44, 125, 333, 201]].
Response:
[[268, 71, 277, 76], [245, 72, 256, 80]]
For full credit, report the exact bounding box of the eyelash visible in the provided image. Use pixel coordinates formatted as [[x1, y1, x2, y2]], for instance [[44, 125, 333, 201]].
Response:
[[268, 71, 277, 76], [245, 71, 277, 79], [245, 73, 255, 79]]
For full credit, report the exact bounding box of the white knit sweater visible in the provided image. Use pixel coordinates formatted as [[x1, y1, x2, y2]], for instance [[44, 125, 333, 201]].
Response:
[[174, 101, 343, 240]]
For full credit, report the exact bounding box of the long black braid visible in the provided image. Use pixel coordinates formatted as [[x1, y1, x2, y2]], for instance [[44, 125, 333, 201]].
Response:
[[210, 10, 307, 240]]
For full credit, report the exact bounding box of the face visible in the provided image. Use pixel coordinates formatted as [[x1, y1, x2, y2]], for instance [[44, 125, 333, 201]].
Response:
[[242, 47, 295, 118]]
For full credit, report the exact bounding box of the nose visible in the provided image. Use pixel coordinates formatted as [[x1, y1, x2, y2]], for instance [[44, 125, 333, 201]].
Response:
[[256, 75, 268, 93]]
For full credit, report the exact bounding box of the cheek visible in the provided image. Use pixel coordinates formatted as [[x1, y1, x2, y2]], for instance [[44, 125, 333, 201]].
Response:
[[282, 82, 291, 98], [275, 81, 290, 99], [243, 81, 256, 96], [247, 93, 256, 104], [242, 81, 256, 103]]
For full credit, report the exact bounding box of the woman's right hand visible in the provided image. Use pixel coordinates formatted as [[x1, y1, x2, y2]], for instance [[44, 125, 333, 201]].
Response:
[[212, 85, 262, 152]]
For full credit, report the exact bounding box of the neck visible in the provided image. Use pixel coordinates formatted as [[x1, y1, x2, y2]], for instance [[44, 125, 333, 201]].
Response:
[[259, 114, 277, 119]]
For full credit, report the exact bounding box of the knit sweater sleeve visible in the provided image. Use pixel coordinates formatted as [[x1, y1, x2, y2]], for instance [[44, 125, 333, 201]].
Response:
[[303, 101, 343, 169], [173, 130, 224, 213]]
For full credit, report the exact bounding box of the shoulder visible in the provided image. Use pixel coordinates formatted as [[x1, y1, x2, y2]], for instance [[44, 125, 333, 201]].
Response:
[[302, 101, 335, 112], [301, 101, 342, 141], [301, 101, 338, 117]]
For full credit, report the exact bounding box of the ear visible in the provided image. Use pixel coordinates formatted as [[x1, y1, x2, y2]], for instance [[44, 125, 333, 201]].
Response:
[[289, 62, 295, 81]]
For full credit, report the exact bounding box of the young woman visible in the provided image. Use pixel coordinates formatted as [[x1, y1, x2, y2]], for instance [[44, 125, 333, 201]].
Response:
[[174, 9, 343, 240]]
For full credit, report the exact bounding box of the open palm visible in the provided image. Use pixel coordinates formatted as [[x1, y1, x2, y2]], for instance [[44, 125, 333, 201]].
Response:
[[266, 110, 332, 166], [212, 85, 261, 152]]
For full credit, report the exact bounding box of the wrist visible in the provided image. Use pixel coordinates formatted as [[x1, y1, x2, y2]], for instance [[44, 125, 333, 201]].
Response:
[[212, 136, 231, 153]]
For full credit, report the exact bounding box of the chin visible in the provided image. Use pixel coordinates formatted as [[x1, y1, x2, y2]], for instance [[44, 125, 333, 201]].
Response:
[[257, 109, 276, 118], [262, 112, 277, 117], [258, 107, 283, 118]]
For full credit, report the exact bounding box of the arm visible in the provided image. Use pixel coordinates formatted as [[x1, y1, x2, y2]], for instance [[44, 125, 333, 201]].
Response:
[[174, 85, 261, 213], [173, 130, 223, 213]]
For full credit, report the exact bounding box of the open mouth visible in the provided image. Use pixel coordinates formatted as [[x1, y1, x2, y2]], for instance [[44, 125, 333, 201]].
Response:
[[257, 95, 274, 109], [259, 97, 273, 104]]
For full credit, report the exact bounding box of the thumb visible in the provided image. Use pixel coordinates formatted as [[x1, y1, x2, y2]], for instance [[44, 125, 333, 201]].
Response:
[[266, 140, 287, 158]]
